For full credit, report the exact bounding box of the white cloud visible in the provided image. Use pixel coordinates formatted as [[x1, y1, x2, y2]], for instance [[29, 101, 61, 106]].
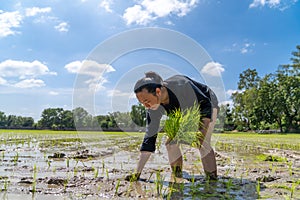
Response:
[[65, 60, 115, 75], [0, 6, 67, 37], [123, 5, 154, 25], [25, 7, 51, 17], [0, 77, 7, 85], [100, 0, 113, 13], [249, 0, 298, 9], [0, 10, 23, 37], [123, 0, 199, 25], [14, 79, 45, 88], [54, 22, 69, 32], [240, 43, 255, 54], [107, 89, 132, 97], [65, 60, 115, 91], [201, 62, 225, 77], [49, 91, 59, 95], [226, 89, 238, 96], [0, 59, 57, 79], [224, 41, 255, 54]]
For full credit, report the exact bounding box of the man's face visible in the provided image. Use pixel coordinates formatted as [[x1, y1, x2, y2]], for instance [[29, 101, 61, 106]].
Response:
[[136, 88, 160, 110]]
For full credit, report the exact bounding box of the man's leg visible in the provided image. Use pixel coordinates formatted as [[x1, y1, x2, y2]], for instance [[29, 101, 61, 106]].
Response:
[[199, 108, 218, 180], [166, 142, 183, 177]]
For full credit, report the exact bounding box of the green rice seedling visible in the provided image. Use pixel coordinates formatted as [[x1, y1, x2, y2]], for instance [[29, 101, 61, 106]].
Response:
[[106, 168, 109, 180], [290, 182, 297, 199], [32, 164, 37, 194], [63, 179, 68, 193], [226, 178, 233, 191], [225, 168, 230, 176], [66, 157, 70, 168], [102, 159, 105, 174], [74, 167, 78, 176], [75, 158, 79, 167], [13, 152, 19, 165], [147, 171, 154, 182], [164, 103, 202, 147], [256, 180, 261, 199], [53, 166, 57, 174], [272, 165, 277, 175], [3, 177, 9, 191], [46, 160, 51, 169], [1, 151, 4, 160], [94, 167, 99, 178], [286, 161, 293, 176], [115, 179, 121, 196], [155, 170, 165, 196]]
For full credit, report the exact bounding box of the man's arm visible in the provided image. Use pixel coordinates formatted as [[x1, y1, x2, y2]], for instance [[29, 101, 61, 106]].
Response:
[[125, 109, 162, 181]]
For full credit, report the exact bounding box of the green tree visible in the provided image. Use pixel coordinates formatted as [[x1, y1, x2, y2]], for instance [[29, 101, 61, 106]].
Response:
[[237, 68, 260, 90], [72, 107, 90, 129], [130, 103, 146, 127], [273, 47, 300, 132], [38, 108, 64, 129], [0, 111, 6, 127], [232, 69, 261, 131], [60, 110, 75, 129], [113, 111, 132, 128], [22, 117, 34, 128], [218, 104, 235, 131]]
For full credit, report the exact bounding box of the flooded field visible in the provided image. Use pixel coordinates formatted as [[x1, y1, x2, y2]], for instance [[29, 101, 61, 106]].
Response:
[[0, 130, 299, 199]]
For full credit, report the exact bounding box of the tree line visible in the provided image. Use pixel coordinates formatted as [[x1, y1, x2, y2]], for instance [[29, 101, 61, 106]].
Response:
[[220, 45, 300, 133], [0, 45, 299, 132], [0, 104, 146, 131]]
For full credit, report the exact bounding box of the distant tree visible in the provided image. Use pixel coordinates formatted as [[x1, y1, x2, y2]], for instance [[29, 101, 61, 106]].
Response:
[[273, 45, 300, 132], [218, 104, 235, 131], [232, 69, 261, 131], [60, 110, 75, 129], [72, 107, 90, 129], [130, 103, 146, 127], [237, 68, 260, 90], [231, 45, 300, 132], [0, 111, 6, 127], [38, 108, 64, 129], [22, 117, 34, 127]]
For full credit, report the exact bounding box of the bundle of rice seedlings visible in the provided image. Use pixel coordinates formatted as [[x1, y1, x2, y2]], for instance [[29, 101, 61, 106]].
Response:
[[164, 103, 203, 147]]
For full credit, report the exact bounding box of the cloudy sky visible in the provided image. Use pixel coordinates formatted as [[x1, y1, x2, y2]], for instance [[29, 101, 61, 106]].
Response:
[[0, 0, 299, 120]]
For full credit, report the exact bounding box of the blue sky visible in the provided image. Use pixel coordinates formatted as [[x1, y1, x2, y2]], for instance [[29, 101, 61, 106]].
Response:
[[0, 0, 299, 121]]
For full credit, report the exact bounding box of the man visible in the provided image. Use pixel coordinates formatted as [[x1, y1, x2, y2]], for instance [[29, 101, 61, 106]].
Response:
[[126, 71, 219, 181]]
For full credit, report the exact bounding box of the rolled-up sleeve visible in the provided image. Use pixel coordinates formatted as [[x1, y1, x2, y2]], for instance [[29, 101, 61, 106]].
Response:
[[140, 108, 163, 152]]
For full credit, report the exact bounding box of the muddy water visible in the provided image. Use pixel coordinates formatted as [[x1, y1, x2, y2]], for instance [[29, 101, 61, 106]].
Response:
[[0, 132, 299, 199]]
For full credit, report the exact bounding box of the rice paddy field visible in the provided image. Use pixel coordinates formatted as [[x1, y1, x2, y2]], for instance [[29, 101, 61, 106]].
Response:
[[0, 129, 299, 200]]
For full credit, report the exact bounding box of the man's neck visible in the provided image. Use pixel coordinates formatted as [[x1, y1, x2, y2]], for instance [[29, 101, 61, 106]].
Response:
[[160, 87, 169, 105]]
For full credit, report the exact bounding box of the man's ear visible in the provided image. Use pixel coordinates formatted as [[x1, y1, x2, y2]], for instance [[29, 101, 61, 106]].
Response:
[[155, 88, 161, 96]]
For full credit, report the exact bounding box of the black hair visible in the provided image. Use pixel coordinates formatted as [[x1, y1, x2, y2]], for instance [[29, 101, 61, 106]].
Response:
[[134, 71, 164, 95]]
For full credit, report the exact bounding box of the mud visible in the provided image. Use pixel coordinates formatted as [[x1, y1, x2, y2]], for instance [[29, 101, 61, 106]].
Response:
[[0, 132, 299, 199]]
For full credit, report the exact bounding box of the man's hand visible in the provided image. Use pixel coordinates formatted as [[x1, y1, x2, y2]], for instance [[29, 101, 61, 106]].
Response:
[[125, 173, 141, 181]]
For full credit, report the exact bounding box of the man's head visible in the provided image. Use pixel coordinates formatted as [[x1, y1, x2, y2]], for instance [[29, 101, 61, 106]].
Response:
[[134, 71, 163, 110]]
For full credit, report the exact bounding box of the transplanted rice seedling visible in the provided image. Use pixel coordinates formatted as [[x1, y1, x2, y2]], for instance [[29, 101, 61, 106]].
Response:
[[32, 164, 37, 194], [114, 179, 121, 196], [155, 170, 164, 196], [164, 103, 203, 147]]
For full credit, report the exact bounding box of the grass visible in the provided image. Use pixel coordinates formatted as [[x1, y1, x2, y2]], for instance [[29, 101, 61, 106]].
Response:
[[215, 132, 300, 151]]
